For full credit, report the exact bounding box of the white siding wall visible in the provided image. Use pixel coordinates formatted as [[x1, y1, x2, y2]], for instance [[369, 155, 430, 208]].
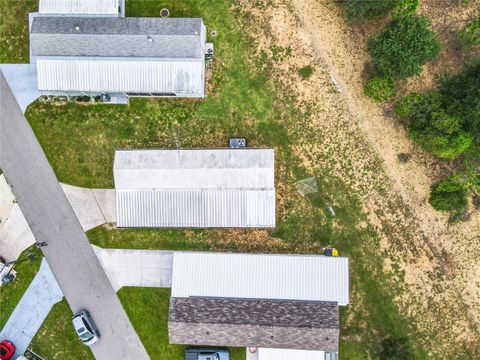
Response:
[[36, 59, 204, 96], [39, 0, 120, 15], [171, 252, 350, 305]]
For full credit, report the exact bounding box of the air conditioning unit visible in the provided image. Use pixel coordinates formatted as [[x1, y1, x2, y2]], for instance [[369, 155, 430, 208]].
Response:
[[229, 137, 247, 148], [205, 43, 214, 61]]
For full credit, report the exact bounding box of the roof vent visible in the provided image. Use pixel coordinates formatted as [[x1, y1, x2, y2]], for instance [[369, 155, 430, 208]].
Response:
[[147, 36, 153, 43], [74, 25, 81, 32]]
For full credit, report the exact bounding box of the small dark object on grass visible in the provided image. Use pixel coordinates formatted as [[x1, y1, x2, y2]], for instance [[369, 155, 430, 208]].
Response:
[[397, 153, 411, 163], [298, 65, 314, 80]]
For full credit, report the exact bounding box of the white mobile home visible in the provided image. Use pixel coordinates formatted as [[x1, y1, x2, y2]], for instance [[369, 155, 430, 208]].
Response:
[[29, 16, 207, 97], [113, 149, 276, 228]]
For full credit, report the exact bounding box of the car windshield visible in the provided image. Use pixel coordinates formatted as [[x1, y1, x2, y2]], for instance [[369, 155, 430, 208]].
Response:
[[79, 331, 94, 342], [0, 347, 7, 355]]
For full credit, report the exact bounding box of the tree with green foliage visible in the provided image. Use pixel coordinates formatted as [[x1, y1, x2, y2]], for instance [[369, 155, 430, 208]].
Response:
[[340, 0, 397, 22], [438, 60, 480, 138], [368, 15, 441, 79], [458, 17, 480, 47], [364, 76, 396, 102], [410, 110, 472, 159], [429, 175, 468, 211]]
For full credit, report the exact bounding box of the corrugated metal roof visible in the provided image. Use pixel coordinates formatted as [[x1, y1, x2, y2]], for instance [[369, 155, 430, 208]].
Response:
[[171, 252, 349, 305], [39, 0, 120, 15], [114, 149, 275, 228], [31, 17, 205, 58], [116, 189, 275, 228], [258, 348, 326, 360], [36, 59, 204, 94]]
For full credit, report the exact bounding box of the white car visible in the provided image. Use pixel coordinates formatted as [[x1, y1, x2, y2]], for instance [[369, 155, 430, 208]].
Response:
[[72, 310, 100, 346]]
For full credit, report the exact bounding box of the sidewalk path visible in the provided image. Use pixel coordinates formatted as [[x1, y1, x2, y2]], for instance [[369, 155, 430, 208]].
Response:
[[93, 246, 173, 291], [0, 259, 62, 359], [1, 69, 149, 359]]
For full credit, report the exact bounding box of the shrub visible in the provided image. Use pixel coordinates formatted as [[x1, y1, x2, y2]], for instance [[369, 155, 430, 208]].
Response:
[[439, 60, 480, 137], [340, 0, 397, 22], [406, 92, 442, 129], [429, 176, 468, 211], [458, 18, 480, 47], [298, 65, 314, 80], [368, 15, 441, 79], [364, 76, 397, 102], [395, 0, 419, 16], [394, 92, 422, 118], [411, 127, 472, 159]]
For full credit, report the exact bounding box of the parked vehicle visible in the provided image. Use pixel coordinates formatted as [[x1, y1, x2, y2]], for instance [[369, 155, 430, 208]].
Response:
[[71, 310, 100, 346], [0, 340, 15, 360], [185, 348, 229, 360]]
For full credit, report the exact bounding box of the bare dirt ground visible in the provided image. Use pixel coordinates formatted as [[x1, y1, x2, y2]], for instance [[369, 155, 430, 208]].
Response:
[[235, 0, 480, 356]]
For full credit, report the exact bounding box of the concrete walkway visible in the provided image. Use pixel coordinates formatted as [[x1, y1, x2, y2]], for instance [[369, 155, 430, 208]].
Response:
[[0, 64, 40, 113], [93, 246, 173, 291], [0, 174, 15, 224], [61, 184, 116, 231], [0, 174, 35, 262], [0, 259, 63, 359], [0, 204, 36, 263]]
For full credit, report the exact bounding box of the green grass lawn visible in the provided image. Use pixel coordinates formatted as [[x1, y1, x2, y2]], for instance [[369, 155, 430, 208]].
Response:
[[2, 0, 431, 359], [29, 300, 94, 359], [0, 247, 42, 329]]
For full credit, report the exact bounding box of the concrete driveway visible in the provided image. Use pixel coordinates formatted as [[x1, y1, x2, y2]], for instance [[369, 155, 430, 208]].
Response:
[[61, 184, 116, 231], [93, 246, 173, 291], [0, 64, 40, 113], [0, 259, 62, 359]]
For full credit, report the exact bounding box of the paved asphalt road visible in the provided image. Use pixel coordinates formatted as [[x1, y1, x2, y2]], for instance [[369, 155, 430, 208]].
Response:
[[0, 71, 149, 359]]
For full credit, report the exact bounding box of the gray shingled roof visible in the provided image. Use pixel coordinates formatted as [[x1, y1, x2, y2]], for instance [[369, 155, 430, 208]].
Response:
[[30, 16, 204, 58], [168, 297, 339, 351]]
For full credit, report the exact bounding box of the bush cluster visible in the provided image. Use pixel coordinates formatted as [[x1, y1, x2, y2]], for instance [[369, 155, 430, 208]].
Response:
[[429, 176, 468, 212], [458, 17, 480, 47], [340, 0, 397, 22], [368, 15, 441, 79], [364, 76, 396, 102], [396, 60, 480, 160]]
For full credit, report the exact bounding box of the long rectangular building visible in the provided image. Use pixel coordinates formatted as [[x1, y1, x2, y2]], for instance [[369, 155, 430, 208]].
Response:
[[168, 251, 349, 352], [114, 149, 276, 228], [30, 16, 206, 97]]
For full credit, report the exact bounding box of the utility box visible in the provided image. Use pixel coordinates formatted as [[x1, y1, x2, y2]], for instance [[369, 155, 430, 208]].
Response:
[[229, 137, 247, 148]]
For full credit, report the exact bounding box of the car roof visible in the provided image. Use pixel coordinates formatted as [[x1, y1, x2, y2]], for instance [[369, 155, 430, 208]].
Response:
[[72, 316, 85, 328]]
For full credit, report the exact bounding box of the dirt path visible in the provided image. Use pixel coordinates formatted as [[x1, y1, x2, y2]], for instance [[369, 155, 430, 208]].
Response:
[[236, 0, 480, 355]]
